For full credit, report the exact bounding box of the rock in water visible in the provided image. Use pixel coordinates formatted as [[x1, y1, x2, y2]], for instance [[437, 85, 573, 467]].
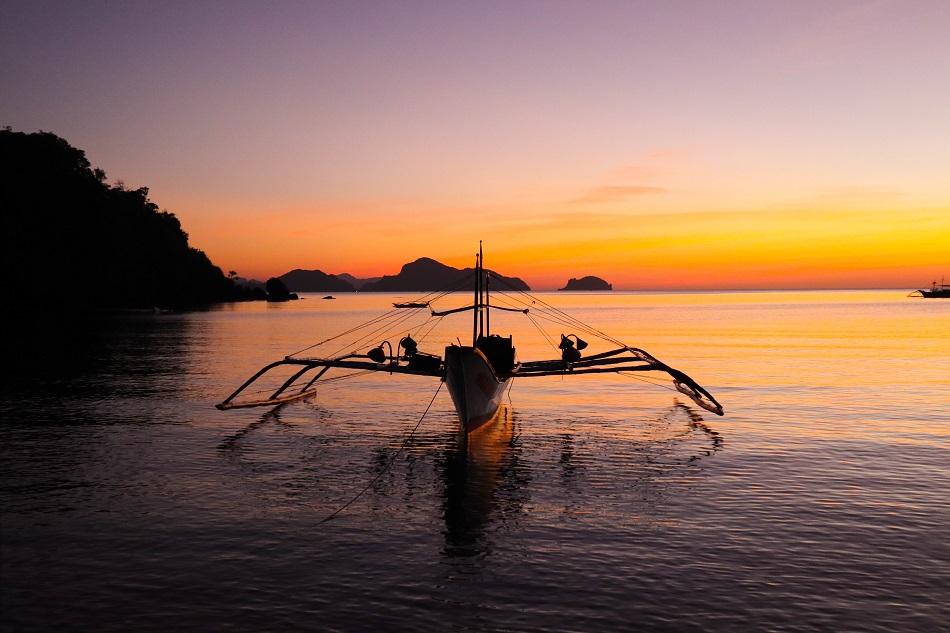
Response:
[[266, 277, 298, 301], [559, 276, 612, 291]]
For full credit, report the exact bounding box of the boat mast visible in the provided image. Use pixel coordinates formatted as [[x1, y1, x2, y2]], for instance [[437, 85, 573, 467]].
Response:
[[472, 249, 480, 346], [479, 240, 485, 339], [486, 267, 491, 336]]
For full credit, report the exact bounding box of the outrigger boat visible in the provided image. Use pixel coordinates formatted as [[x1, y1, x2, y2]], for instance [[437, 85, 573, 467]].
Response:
[[909, 277, 950, 298], [216, 244, 724, 430]]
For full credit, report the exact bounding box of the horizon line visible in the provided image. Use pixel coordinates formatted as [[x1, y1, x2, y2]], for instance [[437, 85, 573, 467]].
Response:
[[287, 286, 925, 293]]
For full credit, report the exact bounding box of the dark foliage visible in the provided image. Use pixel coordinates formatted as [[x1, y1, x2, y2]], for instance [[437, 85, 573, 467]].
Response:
[[0, 129, 265, 309]]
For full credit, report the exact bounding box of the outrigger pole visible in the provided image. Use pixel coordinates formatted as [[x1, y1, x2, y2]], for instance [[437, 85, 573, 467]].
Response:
[[216, 345, 723, 416], [215, 354, 444, 410], [216, 247, 724, 416]]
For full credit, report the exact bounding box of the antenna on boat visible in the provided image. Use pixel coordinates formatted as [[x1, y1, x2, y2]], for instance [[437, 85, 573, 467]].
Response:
[[486, 268, 491, 336], [472, 248, 480, 346], [479, 240, 485, 340]]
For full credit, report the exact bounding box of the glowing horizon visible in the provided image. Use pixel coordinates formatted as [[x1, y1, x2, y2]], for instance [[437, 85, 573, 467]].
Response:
[[182, 198, 949, 290], [3, 1, 948, 289]]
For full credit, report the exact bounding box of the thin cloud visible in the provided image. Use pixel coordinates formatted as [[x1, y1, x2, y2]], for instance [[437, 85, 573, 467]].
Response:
[[571, 185, 665, 205], [606, 164, 658, 179], [606, 148, 692, 179], [814, 186, 905, 201]]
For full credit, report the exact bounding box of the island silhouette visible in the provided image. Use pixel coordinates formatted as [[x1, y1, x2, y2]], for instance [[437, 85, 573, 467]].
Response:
[[3, 128, 538, 311], [559, 276, 612, 291], [334, 273, 381, 290], [278, 269, 356, 292], [276, 257, 529, 292]]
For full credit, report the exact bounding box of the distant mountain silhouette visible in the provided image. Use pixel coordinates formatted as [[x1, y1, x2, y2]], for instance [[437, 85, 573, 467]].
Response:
[[335, 273, 381, 290], [361, 257, 530, 292], [559, 276, 612, 291], [279, 269, 355, 292], [233, 277, 266, 291], [0, 128, 264, 309]]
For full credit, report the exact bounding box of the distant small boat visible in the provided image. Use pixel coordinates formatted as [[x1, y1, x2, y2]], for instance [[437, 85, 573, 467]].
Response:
[[323, 295, 336, 300], [393, 301, 430, 308], [910, 277, 950, 298]]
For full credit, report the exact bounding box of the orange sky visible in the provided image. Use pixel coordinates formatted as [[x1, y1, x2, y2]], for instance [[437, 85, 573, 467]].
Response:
[[177, 152, 949, 288], [4, 2, 949, 289], [184, 202, 949, 290]]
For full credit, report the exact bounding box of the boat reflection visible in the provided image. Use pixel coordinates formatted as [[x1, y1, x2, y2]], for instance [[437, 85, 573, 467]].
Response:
[[218, 404, 289, 452], [673, 400, 724, 459], [440, 404, 528, 558]]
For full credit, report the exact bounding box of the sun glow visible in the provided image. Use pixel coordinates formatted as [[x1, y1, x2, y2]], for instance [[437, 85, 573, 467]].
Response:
[[5, 1, 948, 289], [181, 194, 949, 289]]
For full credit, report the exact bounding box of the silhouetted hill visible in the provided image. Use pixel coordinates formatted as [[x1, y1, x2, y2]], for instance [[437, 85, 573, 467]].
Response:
[[0, 129, 263, 309], [233, 277, 266, 291], [361, 257, 530, 292], [279, 269, 355, 292], [559, 276, 612, 291], [335, 273, 381, 290]]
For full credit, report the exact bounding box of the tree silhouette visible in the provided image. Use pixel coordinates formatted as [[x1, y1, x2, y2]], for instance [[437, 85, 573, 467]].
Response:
[[1, 129, 266, 309]]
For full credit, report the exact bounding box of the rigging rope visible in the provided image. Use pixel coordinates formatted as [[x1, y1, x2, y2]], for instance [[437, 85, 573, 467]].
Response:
[[414, 315, 444, 347], [289, 308, 403, 357], [409, 314, 435, 338], [323, 306, 427, 359], [493, 286, 614, 347], [492, 277, 627, 348], [526, 312, 559, 352], [619, 371, 679, 393], [317, 380, 444, 524], [290, 272, 477, 359]]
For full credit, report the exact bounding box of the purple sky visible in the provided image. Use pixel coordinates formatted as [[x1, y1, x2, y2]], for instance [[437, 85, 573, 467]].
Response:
[[3, 1, 948, 287]]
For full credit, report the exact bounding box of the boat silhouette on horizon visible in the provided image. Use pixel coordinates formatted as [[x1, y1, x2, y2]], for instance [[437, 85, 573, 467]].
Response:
[[910, 277, 950, 298]]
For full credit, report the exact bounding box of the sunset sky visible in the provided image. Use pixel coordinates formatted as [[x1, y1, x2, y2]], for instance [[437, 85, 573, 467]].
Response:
[[3, 1, 948, 289]]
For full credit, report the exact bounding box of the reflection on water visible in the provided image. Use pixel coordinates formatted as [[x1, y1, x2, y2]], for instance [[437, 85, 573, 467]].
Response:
[[219, 406, 289, 451], [1, 291, 948, 632], [3, 313, 194, 404], [441, 405, 528, 557], [213, 400, 724, 562]]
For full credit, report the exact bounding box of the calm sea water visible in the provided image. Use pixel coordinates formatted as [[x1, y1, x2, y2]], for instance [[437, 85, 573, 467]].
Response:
[[2, 291, 948, 632]]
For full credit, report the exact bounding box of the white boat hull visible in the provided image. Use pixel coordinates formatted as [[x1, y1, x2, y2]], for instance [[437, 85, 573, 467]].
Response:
[[444, 346, 510, 433]]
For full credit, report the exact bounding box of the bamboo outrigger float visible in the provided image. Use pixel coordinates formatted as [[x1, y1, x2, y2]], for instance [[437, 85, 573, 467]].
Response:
[[217, 244, 724, 428]]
